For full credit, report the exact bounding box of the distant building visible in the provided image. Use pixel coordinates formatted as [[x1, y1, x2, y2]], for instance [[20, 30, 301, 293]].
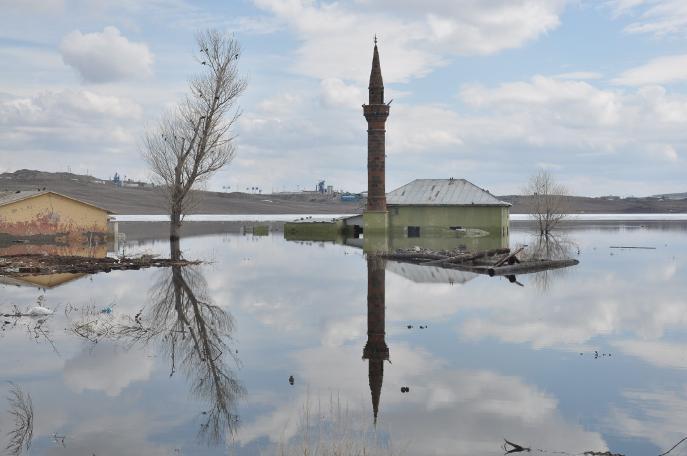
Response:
[[0, 191, 113, 243]]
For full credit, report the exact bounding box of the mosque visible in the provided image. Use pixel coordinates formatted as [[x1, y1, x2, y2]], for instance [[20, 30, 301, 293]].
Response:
[[357, 40, 510, 239]]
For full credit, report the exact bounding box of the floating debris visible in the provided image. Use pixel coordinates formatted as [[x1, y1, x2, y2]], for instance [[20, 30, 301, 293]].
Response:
[[288, 375, 294, 386], [382, 247, 578, 277], [0, 254, 201, 277]]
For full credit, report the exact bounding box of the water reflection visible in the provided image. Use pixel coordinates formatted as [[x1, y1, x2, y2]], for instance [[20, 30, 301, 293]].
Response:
[[1, 222, 687, 454], [116, 239, 244, 444], [363, 255, 389, 425], [524, 234, 579, 292], [4, 382, 34, 455]]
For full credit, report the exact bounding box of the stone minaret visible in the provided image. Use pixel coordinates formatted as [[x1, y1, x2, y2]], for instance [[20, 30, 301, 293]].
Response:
[[362, 255, 389, 425], [362, 37, 390, 232]]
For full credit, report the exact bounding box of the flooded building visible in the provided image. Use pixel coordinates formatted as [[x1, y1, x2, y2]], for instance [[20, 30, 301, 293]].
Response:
[[0, 190, 112, 245], [385, 178, 510, 238]]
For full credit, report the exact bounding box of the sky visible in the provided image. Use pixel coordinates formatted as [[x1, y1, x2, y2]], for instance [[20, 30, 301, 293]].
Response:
[[0, 0, 686, 197]]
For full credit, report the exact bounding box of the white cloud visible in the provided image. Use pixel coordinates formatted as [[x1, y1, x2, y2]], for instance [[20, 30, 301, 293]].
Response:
[[238, 344, 607, 455], [253, 0, 568, 83], [0, 88, 144, 179], [60, 26, 154, 83], [609, 0, 687, 36], [613, 54, 687, 86], [0, 89, 142, 125], [608, 386, 687, 452], [612, 339, 687, 368], [319, 78, 363, 108], [63, 343, 154, 396]]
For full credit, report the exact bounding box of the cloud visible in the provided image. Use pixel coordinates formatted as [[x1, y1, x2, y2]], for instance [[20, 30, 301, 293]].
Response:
[[238, 344, 607, 454], [319, 78, 363, 108], [613, 54, 687, 86], [608, 386, 687, 452], [612, 339, 687, 369], [63, 343, 154, 396], [609, 0, 687, 36], [0, 88, 144, 179], [0, 89, 142, 124], [234, 70, 687, 196], [253, 0, 567, 83], [60, 26, 154, 83]]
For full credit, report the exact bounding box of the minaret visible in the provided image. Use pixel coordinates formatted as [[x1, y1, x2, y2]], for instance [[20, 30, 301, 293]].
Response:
[[362, 255, 389, 425], [362, 36, 390, 234]]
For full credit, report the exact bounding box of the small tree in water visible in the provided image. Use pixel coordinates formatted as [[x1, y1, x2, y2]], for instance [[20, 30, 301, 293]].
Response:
[[523, 169, 570, 235], [143, 29, 246, 241]]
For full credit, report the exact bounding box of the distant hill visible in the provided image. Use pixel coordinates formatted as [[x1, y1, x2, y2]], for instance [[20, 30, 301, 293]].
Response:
[[651, 192, 687, 200], [1, 170, 686, 214], [0, 170, 360, 215], [499, 194, 687, 214]]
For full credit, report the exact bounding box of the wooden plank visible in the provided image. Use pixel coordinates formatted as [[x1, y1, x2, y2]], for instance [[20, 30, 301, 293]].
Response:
[[493, 246, 526, 267]]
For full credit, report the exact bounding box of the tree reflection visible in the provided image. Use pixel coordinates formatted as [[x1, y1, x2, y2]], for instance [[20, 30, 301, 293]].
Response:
[[5, 382, 33, 456], [118, 239, 243, 444], [524, 234, 578, 292]]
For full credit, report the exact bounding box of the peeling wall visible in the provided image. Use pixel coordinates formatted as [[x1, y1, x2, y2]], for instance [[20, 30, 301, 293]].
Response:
[[0, 193, 109, 242]]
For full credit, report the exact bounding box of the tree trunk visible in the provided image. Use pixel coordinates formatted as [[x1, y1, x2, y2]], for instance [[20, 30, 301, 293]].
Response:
[[170, 208, 182, 243]]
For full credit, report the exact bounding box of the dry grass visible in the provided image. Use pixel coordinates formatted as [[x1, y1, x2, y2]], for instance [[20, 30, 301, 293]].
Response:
[[271, 394, 400, 456]]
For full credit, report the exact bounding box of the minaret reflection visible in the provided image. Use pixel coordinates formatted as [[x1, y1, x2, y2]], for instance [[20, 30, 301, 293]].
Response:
[[362, 255, 389, 425]]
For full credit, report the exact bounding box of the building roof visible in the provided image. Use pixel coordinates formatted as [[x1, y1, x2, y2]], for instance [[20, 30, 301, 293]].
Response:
[[0, 191, 113, 214], [386, 261, 478, 284], [386, 179, 510, 207]]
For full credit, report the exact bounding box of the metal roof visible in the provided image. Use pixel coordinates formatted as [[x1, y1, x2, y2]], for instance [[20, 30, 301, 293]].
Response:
[[0, 191, 113, 213], [386, 261, 478, 284], [386, 179, 510, 207]]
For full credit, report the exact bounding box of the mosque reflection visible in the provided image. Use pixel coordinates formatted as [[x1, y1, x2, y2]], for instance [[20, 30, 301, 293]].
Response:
[[359, 231, 506, 424]]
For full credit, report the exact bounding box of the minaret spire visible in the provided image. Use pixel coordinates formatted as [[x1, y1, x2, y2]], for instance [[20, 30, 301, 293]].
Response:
[[363, 38, 390, 216], [368, 38, 384, 105]]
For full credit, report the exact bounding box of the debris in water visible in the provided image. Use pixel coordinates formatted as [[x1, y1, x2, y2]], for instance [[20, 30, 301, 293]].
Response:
[[0, 254, 201, 278], [288, 375, 294, 385], [28, 306, 53, 316]]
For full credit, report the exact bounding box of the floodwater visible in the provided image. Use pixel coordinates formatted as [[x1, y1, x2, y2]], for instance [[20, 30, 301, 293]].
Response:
[[1, 221, 687, 455]]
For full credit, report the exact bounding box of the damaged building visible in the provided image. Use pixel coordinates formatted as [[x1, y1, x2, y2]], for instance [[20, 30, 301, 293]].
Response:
[[0, 190, 113, 246]]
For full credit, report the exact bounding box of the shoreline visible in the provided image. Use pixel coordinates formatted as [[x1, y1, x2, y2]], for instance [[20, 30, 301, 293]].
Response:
[[112, 213, 687, 222]]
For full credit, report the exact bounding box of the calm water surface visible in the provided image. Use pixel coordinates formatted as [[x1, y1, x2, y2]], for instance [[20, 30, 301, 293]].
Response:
[[1, 222, 687, 455]]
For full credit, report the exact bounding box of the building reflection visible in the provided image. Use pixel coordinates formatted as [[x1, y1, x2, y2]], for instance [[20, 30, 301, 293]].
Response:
[[0, 242, 107, 289], [363, 255, 389, 425]]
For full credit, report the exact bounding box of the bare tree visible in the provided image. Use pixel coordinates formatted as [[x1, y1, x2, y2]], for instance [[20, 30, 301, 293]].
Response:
[[5, 382, 34, 456], [523, 169, 570, 235], [143, 29, 246, 240]]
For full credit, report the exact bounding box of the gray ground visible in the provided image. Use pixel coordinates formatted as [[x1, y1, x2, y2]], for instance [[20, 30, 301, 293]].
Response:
[[2, 169, 687, 214]]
